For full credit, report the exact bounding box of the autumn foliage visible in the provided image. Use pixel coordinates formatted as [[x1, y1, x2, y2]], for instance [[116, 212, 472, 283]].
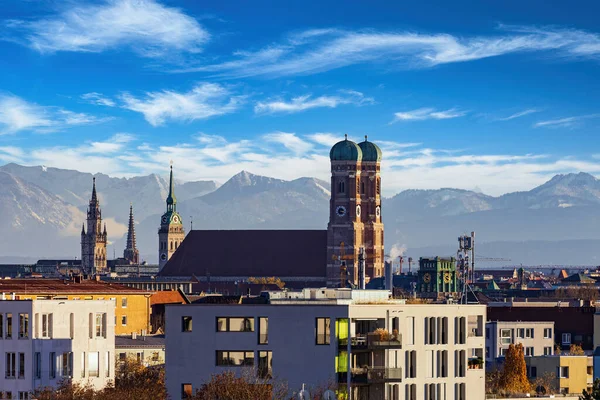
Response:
[[498, 343, 531, 395]]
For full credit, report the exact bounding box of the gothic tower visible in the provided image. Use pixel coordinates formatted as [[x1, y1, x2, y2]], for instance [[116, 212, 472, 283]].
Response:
[[326, 135, 384, 287], [158, 165, 185, 270], [123, 204, 140, 264], [81, 177, 108, 274]]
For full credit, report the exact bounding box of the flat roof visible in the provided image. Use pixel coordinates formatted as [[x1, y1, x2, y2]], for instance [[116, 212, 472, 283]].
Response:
[[0, 279, 153, 295]]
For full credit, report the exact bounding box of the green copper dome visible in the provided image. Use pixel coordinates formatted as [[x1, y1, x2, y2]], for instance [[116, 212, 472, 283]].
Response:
[[358, 136, 382, 162], [330, 135, 362, 161]]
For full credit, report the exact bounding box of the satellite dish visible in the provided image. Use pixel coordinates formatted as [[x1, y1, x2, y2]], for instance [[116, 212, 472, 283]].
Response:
[[323, 390, 336, 400]]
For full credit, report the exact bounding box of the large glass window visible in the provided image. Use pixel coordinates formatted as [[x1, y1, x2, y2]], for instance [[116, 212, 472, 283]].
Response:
[[49, 352, 56, 379], [500, 329, 512, 345], [105, 352, 110, 378], [216, 317, 254, 332], [182, 316, 192, 332], [215, 351, 254, 366], [18, 314, 28, 339], [6, 313, 12, 339], [41, 314, 53, 338], [258, 317, 268, 345], [544, 328, 552, 339], [61, 352, 73, 378], [18, 353, 24, 379], [5, 352, 16, 378], [34, 352, 41, 379], [316, 318, 331, 345], [258, 351, 272, 379], [89, 352, 99, 377]]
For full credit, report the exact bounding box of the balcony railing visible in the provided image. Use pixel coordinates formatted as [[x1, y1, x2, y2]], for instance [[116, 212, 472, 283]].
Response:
[[339, 367, 403, 384], [339, 333, 403, 349]]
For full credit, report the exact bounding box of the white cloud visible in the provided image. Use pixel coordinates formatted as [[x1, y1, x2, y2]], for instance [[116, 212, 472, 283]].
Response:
[[120, 83, 244, 126], [534, 114, 600, 129], [497, 108, 539, 121], [81, 92, 116, 107], [176, 25, 600, 78], [0, 94, 109, 134], [7, 0, 209, 58], [255, 90, 374, 114], [8, 132, 600, 196], [391, 107, 467, 123]]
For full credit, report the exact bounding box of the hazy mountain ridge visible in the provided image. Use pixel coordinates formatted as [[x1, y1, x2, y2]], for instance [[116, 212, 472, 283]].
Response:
[[1, 163, 599, 266]]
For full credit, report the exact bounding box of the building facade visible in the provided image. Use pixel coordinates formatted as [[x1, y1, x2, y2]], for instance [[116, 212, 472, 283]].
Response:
[[81, 178, 108, 274], [326, 136, 384, 288], [158, 166, 185, 270], [0, 299, 114, 397], [485, 321, 555, 368], [417, 257, 459, 300], [526, 355, 590, 395], [116, 334, 165, 367], [123, 205, 140, 265], [165, 289, 486, 400]]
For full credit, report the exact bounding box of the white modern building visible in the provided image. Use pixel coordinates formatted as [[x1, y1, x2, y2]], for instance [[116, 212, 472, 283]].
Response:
[[165, 289, 486, 400], [485, 321, 555, 369], [0, 299, 115, 398]]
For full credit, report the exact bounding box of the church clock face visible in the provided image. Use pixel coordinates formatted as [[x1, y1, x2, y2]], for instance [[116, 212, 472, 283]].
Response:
[[444, 273, 451, 283], [161, 215, 168, 224], [336, 206, 347, 217], [376, 206, 381, 217], [423, 273, 431, 283], [356, 205, 361, 217], [173, 215, 179, 224], [160, 253, 168, 261]]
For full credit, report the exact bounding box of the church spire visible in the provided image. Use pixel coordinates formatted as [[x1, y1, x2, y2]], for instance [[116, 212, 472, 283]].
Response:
[[91, 177, 97, 203], [166, 164, 177, 212], [126, 204, 136, 251]]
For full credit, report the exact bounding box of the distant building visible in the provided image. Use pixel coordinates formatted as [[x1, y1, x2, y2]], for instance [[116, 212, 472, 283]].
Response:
[[81, 178, 108, 275], [116, 334, 165, 367], [526, 355, 591, 395], [0, 299, 114, 396], [485, 321, 555, 369], [158, 166, 185, 270], [165, 288, 486, 400], [123, 204, 140, 265], [417, 257, 459, 300]]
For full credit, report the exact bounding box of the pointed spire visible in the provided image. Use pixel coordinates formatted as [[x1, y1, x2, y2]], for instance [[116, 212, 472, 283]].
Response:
[[81, 223, 85, 235], [126, 204, 136, 251], [91, 177, 97, 202], [166, 164, 177, 211], [103, 223, 107, 235]]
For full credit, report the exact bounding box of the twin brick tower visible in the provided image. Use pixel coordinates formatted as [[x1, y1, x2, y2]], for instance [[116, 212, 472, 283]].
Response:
[[81, 135, 384, 286]]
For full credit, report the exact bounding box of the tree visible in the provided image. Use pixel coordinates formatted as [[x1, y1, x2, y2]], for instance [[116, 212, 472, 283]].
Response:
[[192, 370, 288, 400], [581, 378, 600, 400], [532, 371, 557, 396], [569, 343, 585, 356], [248, 277, 286, 289], [498, 343, 531, 395]]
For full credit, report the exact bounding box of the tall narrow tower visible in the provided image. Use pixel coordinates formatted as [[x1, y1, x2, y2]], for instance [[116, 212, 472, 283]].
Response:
[[123, 204, 140, 264], [158, 165, 185, 270], [81, 177, 108, 274], [326, 135, 384, 287]]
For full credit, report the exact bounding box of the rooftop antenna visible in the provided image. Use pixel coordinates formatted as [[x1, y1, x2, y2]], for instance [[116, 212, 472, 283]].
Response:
[[458, 231, 478, 304], [190, 216, 193, 231]]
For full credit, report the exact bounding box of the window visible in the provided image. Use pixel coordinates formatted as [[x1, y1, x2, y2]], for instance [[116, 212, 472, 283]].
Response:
[[18, 393, 28, 400], [61, 352, 73, 378], [517, 328, 525, 339], [562, 333, 571, 345], [6, 313, 12, 339], [485, 327, 490, 339], [544, 347, 552, 356], [405, 384, 417, 400], [105, 352, 110, 377], [454, 350, 466, 377], [18, 314, 28, 339], [69, 313, 74, 339], [49, 352, 56, 379], [95, 313, 106, 337], [41, 314, 53, 338], [121, 316, 127, 326], [405, 350, 417, 378], [455, 383, 466, 400], [544, 328, 552, 339], [5, 352, 16, 378], [119, 353, 126, 362], [525, 347, 534, 357], [182, 316, 192, 332], [216, 317, 255, 332], [455, 317, 466, 344], [182, 384, 193, 399], [526, 328, 534, 338], [152, 352, 160, 361], [338, 181, 345, 194], [89, 352, 99, 377], [81, 352, 85, 378], [258, 351, 272, 379], [406, 317, 415, 345], [467, 315, 482, 337], [121, 298, 128, 308], [18, 353, 24, 379], [559, 366, 569, 378], [5, 392, 11, 400], [215, 351, 254, 366], [258, 317, 268, 345], [360, 181, 365, 194], [500, 329, 512, 345], [530, 366, 537, 378], [316, 317, 331, 345], [34, 352, 41, 379], [500, 348, 508, 357]]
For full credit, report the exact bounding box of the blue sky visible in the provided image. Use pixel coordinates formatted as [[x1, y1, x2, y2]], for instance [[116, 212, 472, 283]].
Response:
[[0, 0, 599, 195]]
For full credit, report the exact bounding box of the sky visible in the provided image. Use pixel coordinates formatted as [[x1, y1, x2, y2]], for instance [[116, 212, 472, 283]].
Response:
[[0, 0, 599, 196]]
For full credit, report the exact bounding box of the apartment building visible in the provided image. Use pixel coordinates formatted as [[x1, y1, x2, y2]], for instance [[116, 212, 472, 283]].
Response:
[[165, 289, 486, 400], [0, 300, 115, 398], [116, 334, 165, 366], [486, 321, 555, 368], [526, 355, 590, 395]]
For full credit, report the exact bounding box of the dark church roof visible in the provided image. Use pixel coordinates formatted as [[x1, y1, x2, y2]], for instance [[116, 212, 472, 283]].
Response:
[[158, 230, 327, 278]]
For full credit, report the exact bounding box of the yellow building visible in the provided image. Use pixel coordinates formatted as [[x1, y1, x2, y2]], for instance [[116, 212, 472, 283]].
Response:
[[527, 355, 590, 395], [0, 278, 153, 335]]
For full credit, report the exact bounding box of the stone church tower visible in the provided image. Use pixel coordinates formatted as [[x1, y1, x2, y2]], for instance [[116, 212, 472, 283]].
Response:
[[326, 135, 384, 287], [123, 204, 140, 264], [81, 177, 108, 274], [158, 165, 185, 270]]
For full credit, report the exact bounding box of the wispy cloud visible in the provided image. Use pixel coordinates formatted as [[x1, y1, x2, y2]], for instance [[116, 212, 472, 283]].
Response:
[[391, 107, 467, 123], [175, 25, 600, 78], [8, 132, 600, 196], [81, 92, 116, 107], [0, 94, 109, 134], [497, 108, 540, 121], [254, 90, 374, 114], [534, 114, 600, 129], [120, 83, 245, 126], [5, 0, 209, 58]]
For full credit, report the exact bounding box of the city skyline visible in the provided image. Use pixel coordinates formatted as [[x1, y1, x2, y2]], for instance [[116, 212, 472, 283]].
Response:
[[1, 0, 599, 195]]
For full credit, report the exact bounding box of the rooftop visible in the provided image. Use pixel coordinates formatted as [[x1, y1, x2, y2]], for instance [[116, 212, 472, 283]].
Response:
[[116, 335, 165, 348], [0, 278, 153, 295]]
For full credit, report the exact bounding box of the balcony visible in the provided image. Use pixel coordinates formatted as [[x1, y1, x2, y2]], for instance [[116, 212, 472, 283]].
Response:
[[339, 367, 403, 384], [339, 331, 402, 350]]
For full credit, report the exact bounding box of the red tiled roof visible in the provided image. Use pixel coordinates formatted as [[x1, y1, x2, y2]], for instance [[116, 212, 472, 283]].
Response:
[[158, 230, 327, 278], [0, 279, 152, 295], [150, 290, 187, 305]]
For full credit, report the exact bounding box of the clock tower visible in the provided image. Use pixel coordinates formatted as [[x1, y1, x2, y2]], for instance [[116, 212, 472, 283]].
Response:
[[81, 177, 107, 275], [158, 165, 185, 270]]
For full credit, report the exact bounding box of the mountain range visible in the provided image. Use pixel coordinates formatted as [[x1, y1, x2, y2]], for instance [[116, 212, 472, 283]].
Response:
[[1, 162, 599, 267]]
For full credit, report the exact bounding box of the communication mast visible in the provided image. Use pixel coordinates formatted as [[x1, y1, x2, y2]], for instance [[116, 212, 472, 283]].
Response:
[[457, 231, 477, 304]]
